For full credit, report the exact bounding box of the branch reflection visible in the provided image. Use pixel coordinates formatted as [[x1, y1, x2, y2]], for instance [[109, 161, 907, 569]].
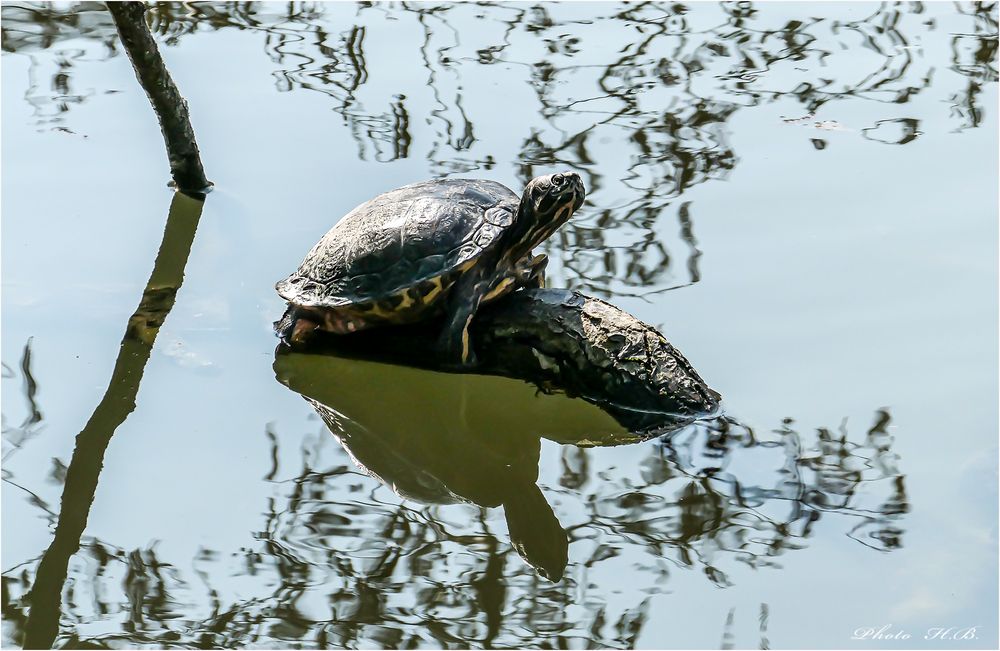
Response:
[[3, 395, 907, 647], [17, 191, 205, 650]]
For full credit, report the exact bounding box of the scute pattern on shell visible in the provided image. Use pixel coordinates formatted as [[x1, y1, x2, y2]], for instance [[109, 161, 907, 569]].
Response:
[[277, 179, 520, 307]]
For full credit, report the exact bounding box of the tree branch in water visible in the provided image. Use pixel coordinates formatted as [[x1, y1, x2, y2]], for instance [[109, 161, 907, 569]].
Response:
[[106, 1, 210, 193]]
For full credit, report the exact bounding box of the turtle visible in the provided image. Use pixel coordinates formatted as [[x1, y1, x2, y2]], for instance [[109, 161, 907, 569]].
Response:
[[275, 172, 586, 365]]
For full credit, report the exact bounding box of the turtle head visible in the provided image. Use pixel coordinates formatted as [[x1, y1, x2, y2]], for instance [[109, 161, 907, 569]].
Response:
[[510, 172, 586, 258]]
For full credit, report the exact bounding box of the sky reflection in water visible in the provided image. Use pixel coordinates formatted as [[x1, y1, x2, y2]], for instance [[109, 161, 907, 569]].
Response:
[[1, 2, 997, 648]]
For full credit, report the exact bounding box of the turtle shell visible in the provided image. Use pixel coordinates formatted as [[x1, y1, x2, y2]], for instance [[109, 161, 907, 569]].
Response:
[[276, 178, 519, 308]]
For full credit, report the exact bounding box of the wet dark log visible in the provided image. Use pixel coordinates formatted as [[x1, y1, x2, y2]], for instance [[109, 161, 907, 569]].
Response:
[[276, 288, 721, 435], [474, 289, 720, 420], [106, 1, 209, 193]]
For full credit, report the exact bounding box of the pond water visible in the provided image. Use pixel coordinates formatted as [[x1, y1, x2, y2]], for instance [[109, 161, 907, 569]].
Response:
[[2, 2, 998, 648]]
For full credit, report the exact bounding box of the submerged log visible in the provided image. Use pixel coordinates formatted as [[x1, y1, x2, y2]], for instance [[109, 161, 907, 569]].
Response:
[[275, 288, 721, 436], [106, 1, 210, 193]]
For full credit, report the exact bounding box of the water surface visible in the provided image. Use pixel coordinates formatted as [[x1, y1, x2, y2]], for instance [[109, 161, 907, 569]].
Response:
[[2, 2, 998, 648]]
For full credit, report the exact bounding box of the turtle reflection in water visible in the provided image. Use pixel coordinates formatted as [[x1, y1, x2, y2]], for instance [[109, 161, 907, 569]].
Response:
[[276, 173, 586, 366], [273, 349, 689, 582]]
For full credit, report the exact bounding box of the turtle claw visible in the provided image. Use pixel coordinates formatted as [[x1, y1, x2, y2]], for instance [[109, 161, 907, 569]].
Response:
[[442, 353, 478, 370], [461, 348, 479, 368], [525, 255, 546, 289], [435, 339, 479, 369]]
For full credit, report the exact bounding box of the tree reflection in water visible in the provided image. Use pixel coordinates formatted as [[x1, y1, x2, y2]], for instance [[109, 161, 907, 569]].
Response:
[[3, 397, 907, 647], [3, 1, 996, 295], [2, 1, 990, 647]]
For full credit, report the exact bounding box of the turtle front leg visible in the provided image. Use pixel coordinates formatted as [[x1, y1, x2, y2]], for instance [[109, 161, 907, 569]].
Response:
[[438, 254, 548, 367], [437, 268, 495, 367]]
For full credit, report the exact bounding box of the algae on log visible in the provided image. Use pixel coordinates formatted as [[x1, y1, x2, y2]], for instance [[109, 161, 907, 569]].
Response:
[[106, 1, 210, 193], [275, 288, 721, 436]]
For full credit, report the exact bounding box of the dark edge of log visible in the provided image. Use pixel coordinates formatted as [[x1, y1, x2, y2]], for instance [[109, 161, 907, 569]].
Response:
[[274, 288, 722, 437], [106, 1, 210, 194]]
